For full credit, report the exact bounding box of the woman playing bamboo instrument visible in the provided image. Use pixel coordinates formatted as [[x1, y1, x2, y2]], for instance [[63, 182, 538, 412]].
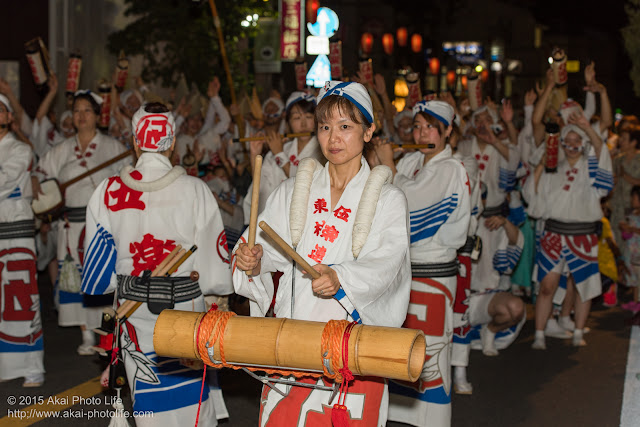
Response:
[[232, 81, 411, 426]]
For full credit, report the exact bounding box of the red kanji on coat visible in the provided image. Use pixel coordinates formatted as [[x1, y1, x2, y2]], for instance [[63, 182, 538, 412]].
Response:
[[105, 173, 146, 212], [308, 244, 327, 263], [314, 198, 328, 214], [321, 225, 339, 243], [314, 221, 325, 236], [129, 234, 176, 276], [333, 206, 351, 222]]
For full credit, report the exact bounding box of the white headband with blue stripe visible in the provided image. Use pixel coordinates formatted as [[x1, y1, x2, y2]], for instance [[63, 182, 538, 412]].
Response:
[[413, 100, 454, 127], [317, 81, 374, 124], [285, 91, 316, 112]]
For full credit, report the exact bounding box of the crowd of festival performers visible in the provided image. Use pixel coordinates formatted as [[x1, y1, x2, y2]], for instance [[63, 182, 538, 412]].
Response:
[[1, 52, 639, 426]]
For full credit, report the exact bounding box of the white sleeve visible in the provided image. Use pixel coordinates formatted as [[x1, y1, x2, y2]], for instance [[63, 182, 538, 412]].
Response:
[[0, 141, 32, 201], [583, 91, 596, 121]]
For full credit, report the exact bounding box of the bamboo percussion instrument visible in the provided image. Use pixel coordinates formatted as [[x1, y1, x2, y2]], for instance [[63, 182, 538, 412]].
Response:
[[246, 155, 263, 275], [32, 149, 134, 221], [232, 132, 314, 143], [391, 144, 436, 150], [258, 221, 321, 280], [154, 310, 426, 382]]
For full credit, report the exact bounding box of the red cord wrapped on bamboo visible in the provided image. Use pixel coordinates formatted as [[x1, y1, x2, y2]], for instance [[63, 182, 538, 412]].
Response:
[[24, 37, 50, 89], [98, 80, 111, 131], [294, 57, 307, 91], [115, 51, 129, 91], [153, 309, 425, 382]]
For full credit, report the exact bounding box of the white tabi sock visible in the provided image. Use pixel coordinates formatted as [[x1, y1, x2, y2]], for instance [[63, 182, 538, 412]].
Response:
[[572, 328, 586, 347]]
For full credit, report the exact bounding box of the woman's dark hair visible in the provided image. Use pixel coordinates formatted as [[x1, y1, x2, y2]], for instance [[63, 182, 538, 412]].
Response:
[[286, 99, 315, 117], [632, 185, 640, 200], [72, 93, 101, 116], [315, 95, 371, 132], [623, 125, 640, 148], [143, 102, 170, 114]]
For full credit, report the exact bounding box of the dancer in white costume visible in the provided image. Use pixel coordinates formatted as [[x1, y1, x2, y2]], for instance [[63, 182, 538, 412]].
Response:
[[524, 116, 613, 349], [33, 90, 131, 355], [0, 94, 45, 387], [81, 102, 232, 426], [373, 101, 470, 427], [243, 91, 325, 224], [233, 81, 411, 426]]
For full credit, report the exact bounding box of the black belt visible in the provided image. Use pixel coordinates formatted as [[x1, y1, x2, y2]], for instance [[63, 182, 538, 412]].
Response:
[[458, 236, 476, 255], [411, 259, 459, 278], [544, 219, 600, 235], [0, 219, 35, 240], [481, 202, 510, 218], [65, 207, 86, 223], [117, 273, 201, 315]]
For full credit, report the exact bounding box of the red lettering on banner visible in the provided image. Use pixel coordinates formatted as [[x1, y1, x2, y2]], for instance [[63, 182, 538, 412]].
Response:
[[404, 290, 446, 336], [313, 199, 328, 214], [308, 244, 327, 263], [321, 225, 339, 243], [129, 234, 176, 276], [333, 206, 351, 222], [541, 232, 562, 261], [105, 175, 145, 212]]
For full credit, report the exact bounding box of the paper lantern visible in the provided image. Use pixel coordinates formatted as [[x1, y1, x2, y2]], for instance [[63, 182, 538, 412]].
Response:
[[410, 34, 422, 53], [382, 33, 394, 55], [428, 58, 440, 76], [394, 77, 409, 98], [306, 0, 320, 24], [446, 70, 456, 87], [393, 97, 406, 113], [397, 27, 408, 47], [461, 75, 468, 90], [481, 69, 489, 82], [361, 33, 374, 55]]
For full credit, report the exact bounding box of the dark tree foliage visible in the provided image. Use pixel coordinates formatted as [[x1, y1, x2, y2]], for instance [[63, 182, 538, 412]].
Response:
[[107, 0, 274, 99]]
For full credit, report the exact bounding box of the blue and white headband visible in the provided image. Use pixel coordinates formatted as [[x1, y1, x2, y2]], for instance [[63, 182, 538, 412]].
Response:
[[74, 89, 103, 106], [285, 91, 316, 112], [471, 105, 498, 128], [262, 97, 285, 119], [412, 100, 455, 127], [561, 124, 589, 150], [317, 81, 374, 124]]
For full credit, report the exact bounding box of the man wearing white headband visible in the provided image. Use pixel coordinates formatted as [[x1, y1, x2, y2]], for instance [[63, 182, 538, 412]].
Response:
[[32, 89, 130, 356], [524, 111, 613, 349], [233, 80, 410, 426], [242, 90, 324, 225], [393, 109, 415, 145], [0, 92, 46, 388], [374, 100, 471, 426], [81, 102, 232, 426]]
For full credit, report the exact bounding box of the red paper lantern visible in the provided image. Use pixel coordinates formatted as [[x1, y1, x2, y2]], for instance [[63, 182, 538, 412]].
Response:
[[461, 75, 468, 90], [410, 34, 422, 53], [361, 33, 374, 55], [382, 33, 394, 55], [397, 27, 408, 47], [428, 58, 440, 75], [481, 69, 489, 82], [306, 0, 320, 24], [446, 70, 456, 87]]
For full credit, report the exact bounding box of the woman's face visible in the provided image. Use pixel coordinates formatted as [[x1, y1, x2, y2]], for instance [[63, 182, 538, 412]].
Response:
[[72, 99, 98, 132], [632, 193, 640, 209], [317, 107, 373, 168], [412, 114, 448, 154], [619, 132, 637, 153], [562, 131, 583, 160], [61, 116, 75, 137], [288, 104, 314, 134]]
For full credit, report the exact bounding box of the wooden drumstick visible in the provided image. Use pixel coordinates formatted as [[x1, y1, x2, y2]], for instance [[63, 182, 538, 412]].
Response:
[[246, 155, 263, 275], [258, 221, 320, 280]]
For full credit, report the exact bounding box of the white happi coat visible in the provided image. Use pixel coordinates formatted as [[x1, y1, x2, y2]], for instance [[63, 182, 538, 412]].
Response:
[[0, 132, 44, 381], [176, 128, 222, 166], [81, 153, 233, 426], [31, 116, 65, 160], [457, 136, 519, 210], [243, 136, 324, 224], [523, 144, 613, 301], [387, 146, 470, 427], [34, 132, 131, 328], [233, 157, 411, 427]]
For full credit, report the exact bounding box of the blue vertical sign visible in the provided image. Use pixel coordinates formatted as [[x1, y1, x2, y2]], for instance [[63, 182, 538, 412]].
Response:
[[306, 7, 339, 88]]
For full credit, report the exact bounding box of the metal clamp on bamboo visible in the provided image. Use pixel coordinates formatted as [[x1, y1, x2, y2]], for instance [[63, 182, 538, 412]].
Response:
[[153, 310, 426, 383]]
